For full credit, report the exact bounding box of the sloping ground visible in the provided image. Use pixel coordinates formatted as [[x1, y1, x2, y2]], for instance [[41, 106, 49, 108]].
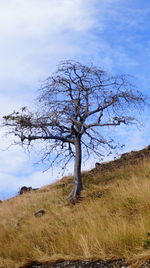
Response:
[[91, 145, 150, 175], [1, 147, 150, 267]]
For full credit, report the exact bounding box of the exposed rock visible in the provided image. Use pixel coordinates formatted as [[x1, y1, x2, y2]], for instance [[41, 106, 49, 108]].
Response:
[[19, 259, 128, 268], [19, 258, 150, 268], [95, 162, 100, 168], [19, 186, 39, 195], [34, 209, 46, 217], [19, 186, 32, 195]]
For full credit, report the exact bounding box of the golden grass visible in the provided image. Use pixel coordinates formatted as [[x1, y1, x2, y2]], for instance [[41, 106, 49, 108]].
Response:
[[1, 160, 150, 267]]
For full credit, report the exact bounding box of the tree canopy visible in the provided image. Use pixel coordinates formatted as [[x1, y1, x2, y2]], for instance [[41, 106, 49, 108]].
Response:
[[3, 60, 145, 201]]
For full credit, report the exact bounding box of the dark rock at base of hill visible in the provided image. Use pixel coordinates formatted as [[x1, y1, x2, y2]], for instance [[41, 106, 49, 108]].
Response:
[[19, 259, 128, 268], [19, 258, 150, 268]]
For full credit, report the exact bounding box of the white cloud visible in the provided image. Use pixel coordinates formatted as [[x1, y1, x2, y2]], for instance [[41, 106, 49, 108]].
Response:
[[0, 0, 149, 199], [0, 0, 101, 89], [0, 0, 101, 199], [0, 154, 97, 200], [0, 0, 96, 37]]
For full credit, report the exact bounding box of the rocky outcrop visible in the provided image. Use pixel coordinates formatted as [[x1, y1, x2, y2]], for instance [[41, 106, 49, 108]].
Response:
[[18, 258, 150, 268], [19, 186, 32, 195], [19, 259, 127, 268], [19, 186, 39, 195]]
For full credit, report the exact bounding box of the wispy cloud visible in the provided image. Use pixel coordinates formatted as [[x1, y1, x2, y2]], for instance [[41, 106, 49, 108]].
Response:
[[0, 0, 98, 84]]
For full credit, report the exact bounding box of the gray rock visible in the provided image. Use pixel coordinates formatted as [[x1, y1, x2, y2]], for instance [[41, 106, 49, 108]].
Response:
[[19, 186, 39, 195], [34, 209, 46, 217], [95, 162, 100, 168]]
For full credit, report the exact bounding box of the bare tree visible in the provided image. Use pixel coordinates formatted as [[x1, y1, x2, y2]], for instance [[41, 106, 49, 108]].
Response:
[[3, 60, 144, 201]]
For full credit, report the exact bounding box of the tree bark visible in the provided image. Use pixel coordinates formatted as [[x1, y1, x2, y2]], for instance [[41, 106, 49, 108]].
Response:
[[69, 136, 83, 199]]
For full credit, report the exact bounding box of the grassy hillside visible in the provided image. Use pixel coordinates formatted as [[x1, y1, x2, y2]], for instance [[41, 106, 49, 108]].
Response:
[[1, 147, 150, 267]]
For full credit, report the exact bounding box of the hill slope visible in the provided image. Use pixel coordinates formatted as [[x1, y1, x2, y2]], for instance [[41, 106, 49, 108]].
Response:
[[1, 147, 150, 267]]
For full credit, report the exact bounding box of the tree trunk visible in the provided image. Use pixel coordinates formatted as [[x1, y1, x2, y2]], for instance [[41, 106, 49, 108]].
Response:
[[69, 136, 83, 200]]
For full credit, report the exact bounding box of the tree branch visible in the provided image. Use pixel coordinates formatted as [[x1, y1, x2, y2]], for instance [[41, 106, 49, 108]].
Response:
[[20, 134, 74, 144]]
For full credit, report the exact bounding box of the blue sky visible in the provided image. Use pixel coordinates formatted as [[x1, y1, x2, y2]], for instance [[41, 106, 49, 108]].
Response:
[[0, 0, 150, 199]]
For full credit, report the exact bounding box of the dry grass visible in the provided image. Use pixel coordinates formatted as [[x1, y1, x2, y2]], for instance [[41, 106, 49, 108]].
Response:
[[1, 160, 150, 267]]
